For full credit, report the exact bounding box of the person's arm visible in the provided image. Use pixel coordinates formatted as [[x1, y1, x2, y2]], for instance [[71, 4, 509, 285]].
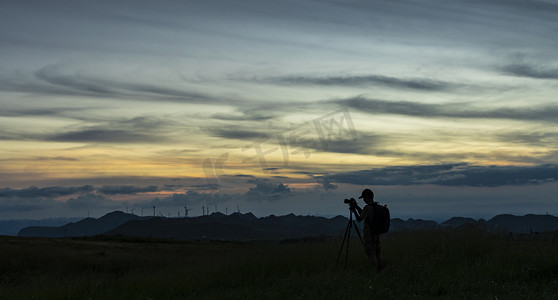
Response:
[[351, 203, 363, 222]]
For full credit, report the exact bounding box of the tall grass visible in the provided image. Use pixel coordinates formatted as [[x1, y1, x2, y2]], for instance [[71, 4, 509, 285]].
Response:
[[1, 229, 558, 299]]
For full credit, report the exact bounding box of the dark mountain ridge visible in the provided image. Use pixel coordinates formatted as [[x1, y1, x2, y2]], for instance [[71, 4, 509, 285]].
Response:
[[487, 214, 558, 233], [16, 211, 558, 240], [18, 211, 149, 238], [0, 217, 80, 236], [103, 212, 348, 240]]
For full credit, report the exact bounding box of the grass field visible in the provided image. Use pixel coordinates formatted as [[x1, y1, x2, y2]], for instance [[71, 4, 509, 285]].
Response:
[[1, 228, 558, 299]]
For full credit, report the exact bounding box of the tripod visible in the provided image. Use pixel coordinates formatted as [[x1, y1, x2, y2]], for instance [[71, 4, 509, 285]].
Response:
[[336, 208, 365, 268]]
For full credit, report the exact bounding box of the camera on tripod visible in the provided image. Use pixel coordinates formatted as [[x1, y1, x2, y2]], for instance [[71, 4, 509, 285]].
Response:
[[344, 198, 357, 208], [338, 197, 365, 267]]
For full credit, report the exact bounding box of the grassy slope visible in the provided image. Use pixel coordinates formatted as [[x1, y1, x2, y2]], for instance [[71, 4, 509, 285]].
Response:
[[1, 229, 558, 299]]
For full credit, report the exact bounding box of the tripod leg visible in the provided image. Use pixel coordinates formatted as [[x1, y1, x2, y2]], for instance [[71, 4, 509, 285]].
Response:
[[352, 220, 365, 247], [345, 221, 351, 268], [336, 219, 352, 265]]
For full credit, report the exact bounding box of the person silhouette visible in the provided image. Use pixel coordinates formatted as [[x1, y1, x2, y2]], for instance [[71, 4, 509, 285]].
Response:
[[351, 188, 384, 271]]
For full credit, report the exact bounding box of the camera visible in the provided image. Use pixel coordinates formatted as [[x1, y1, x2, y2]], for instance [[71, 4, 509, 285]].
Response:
[[344, 198, 357, 207]]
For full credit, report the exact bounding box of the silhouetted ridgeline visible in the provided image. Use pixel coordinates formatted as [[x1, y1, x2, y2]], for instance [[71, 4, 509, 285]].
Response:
[[104, 213, 349, 240], [18, 211, 147, 238], [16, 211, 558, 240], [0, 217, 80, 236]]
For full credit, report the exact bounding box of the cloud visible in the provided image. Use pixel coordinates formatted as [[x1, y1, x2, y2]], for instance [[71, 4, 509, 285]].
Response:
[[45, 116, 178, 144], [32, 64, 211, 102], [49, 129, 164, 143], [326, 163, 558, 187], [495, 131, 558, 148], [335, 97, 558, 123], [0, 185, 162, 199], [150, 190, 235, 207], [478, 0, 558, 14], [245, 179, 291, 200], [203, 113, 378, 155], [501, 63, 558, 79], [66, 192, 122, 209], [28, 156, 79, 161], [0, 63, 232, 106], [0, 185, 94, 198], [315, 176, 337, 190], [97, 185, 159, 195], [255, 74, 463, 91], [0, 115, 179, 144], [283, 132, 380, 155], [0, 185, 126, 213], [211, 112, 276, 122], [0, 196, 59, 212], [272, 183, 291, 193], [189, 183, 221, 191], [0, 107, 91, 118], [207, 127, 268, 140]]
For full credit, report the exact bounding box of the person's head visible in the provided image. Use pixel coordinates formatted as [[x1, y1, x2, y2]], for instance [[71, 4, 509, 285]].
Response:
[[358, 188, 374, 204]]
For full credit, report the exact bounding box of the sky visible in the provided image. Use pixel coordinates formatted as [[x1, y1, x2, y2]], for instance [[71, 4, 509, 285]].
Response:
[[1, 0, 558, 221]]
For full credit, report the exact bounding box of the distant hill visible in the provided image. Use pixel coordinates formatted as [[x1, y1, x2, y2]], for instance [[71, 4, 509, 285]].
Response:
[[105, 212, 348, 240], [0, 217, 81, 236], [18, 211, 148, 237], [441, 217, 478, 228], [487, 214, 558, 233], [16, 211, 558, 240], [391, 218, 438, 231]]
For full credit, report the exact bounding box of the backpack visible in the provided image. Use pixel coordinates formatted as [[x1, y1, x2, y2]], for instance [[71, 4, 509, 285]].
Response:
[[372, 203, 390, 234]]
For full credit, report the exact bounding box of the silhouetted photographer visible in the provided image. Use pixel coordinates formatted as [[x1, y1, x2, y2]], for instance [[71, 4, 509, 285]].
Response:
[[350, 188, 390, 271]]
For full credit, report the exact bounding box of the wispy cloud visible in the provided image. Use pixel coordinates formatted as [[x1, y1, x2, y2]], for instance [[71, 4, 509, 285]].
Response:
[[97, 185, 159, 195], [326, 163, 558, 187], [207, 127, 269, 140], [0, 107, 95, 118], [0, 64, 221, 104], [45, 116, 180, 144], [252, 74, 464, 91], [210, 111, 276, 122], [501, 63, 558, 80], [48, 129, 164, 143], [0, 184, 175, 213], [335, 97, 558, 123], [0, 185, 94, 198], [0, 185, 165, 198], [495, 131, 558, 148]]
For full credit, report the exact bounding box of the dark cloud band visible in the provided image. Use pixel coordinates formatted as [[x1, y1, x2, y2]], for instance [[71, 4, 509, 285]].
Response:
[[0, 185, 162, 198], [501, 63, 558, 80], [335, 97, 558, 123], [252, 74, 462, 91], [326, 163, 558, 187]]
